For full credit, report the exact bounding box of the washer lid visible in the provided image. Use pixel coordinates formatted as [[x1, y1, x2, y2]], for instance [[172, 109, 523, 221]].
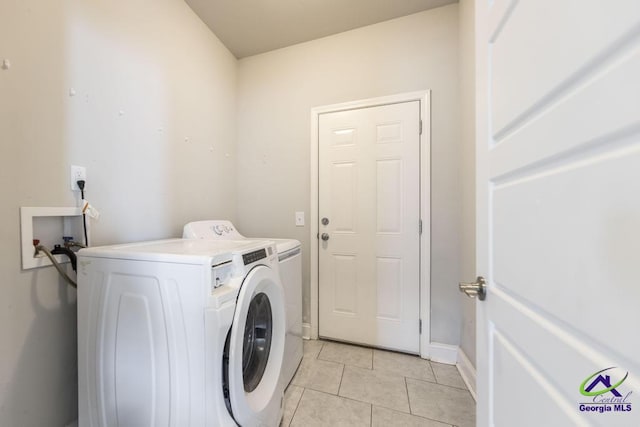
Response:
[[184, 220, 300, 254], [227, 265, 285, 426], [183, 220, 244, 239], [268, 238, 301, 255], [78, 238, 257, 265]]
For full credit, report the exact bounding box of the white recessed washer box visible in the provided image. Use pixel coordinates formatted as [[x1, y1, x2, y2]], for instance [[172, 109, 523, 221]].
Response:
[[20, 207, 84, 270]]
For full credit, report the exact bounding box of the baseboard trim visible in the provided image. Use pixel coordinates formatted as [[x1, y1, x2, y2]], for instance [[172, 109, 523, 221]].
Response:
[[456, 348, 477, 401], [428, 342, 458, 364], [302, 322, 312, 340]]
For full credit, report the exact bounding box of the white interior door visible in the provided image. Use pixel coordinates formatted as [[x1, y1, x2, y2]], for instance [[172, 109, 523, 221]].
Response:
[[318, 101, 421, 353], [474, 1, 640, 426]]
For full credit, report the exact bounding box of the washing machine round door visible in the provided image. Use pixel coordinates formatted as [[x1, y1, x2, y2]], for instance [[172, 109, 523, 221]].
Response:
[[228, 265, 286, 426]]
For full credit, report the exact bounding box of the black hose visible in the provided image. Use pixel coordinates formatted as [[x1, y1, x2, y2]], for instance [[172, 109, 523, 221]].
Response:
[[81, 187, 89, 247], [35, 245, 77, 288], [50, 244, 78, 272], [82, 213, 89, 246]]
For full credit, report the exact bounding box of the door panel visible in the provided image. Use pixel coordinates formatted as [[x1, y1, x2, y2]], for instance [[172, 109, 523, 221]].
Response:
[[332, 254, 358, 315], [319, 101, 421, 353], [331, 162, 357, 232], [376, 257, 402, 320], [493, 150, 640, 360], [490, 0, 640, 138], [376, 159, 402, 232], [491, 330, 581, 426], [476, 0, 640, 426]]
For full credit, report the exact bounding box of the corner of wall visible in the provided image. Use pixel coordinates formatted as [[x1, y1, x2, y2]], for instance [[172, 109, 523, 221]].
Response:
[[457, 346, 477, 401], [457, 0, 478, 367]]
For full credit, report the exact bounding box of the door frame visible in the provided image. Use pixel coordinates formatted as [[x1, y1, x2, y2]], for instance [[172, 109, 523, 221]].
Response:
[[309, 90, 431, 358]]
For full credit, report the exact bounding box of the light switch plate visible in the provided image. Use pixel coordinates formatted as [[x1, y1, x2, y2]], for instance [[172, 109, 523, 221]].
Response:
[[295, 211, 305, 227]]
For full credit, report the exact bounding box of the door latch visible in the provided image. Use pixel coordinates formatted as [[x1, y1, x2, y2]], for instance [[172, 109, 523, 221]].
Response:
[[459, 276, 487, 301]]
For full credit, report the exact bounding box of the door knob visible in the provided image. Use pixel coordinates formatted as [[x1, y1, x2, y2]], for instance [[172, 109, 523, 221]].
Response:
[[321, 217, 329, 226], [459, 276, 486, 301], [321, 233, 330, 241]]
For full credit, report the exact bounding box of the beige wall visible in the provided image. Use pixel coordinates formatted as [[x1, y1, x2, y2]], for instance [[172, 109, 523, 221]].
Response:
[[458, 0, 477, 366], [0, 2, 472, 423], [236, 4, 463, 345], [0, 0, 237, 424]]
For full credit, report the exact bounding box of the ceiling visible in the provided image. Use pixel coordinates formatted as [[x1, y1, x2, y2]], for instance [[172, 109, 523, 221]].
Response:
[[185, 0, 457, 58]]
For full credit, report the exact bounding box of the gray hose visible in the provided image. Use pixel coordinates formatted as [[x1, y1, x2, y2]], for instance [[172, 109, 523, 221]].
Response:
[[66, 242, 87, 249], [35, 245, 77, 288]]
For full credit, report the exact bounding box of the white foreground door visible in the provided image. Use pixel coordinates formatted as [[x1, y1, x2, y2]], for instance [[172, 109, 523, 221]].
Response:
[[318, 101, 421, 353], [474, 1, 640, 426]]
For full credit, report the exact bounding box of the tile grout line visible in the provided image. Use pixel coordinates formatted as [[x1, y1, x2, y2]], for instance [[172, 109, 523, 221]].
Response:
[[302, 387, 374, 424], [305, 341, 472, 426], [287, 387, 306, 427], [370, 402, 373, 427], [315, 341, 324, 360], [432, 363, 470, 391], [305, 387, 379, 408], [404, 376, 412, 415], [407, 375, 473, 394], [336, 362, 346, 396], [318, 342, 374, 371], [405, 377, 476, 426], [338, 376, 413, 414], [405, 374, 469, 391], [374, 403, 461, 426], [428, 359, 438, 384], [405, 375, 438, 386]]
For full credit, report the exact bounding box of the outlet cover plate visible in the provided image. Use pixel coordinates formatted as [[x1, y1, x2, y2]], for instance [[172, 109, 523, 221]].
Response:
[[70, 165, 86, 191]]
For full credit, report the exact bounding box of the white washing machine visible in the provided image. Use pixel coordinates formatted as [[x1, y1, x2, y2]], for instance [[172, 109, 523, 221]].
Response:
[[183, 221, 303, 388], [77, 238, 286, 426]]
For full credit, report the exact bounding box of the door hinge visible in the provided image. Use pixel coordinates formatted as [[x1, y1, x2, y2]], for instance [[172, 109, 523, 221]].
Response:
[[419, 319, 422, 334], [419, 119, 423, 135], [419, 219, 423, 235]]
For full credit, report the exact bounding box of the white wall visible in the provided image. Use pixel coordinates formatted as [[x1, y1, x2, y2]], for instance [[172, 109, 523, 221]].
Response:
[[458, 0, 477, 366], [236, 4, 463, 345], [0, 0, 237, 424]]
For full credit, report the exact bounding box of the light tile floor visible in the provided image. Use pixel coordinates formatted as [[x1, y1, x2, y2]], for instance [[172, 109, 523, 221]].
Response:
[[282, 340, 475, 427]]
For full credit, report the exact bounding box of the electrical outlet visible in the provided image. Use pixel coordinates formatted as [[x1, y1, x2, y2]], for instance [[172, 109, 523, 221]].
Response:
[[70, 165, 86, 191]]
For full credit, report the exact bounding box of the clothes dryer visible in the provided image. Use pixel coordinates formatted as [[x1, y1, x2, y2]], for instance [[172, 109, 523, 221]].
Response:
[[77, 239, 285, 426], [183, 221, 303, 388]]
